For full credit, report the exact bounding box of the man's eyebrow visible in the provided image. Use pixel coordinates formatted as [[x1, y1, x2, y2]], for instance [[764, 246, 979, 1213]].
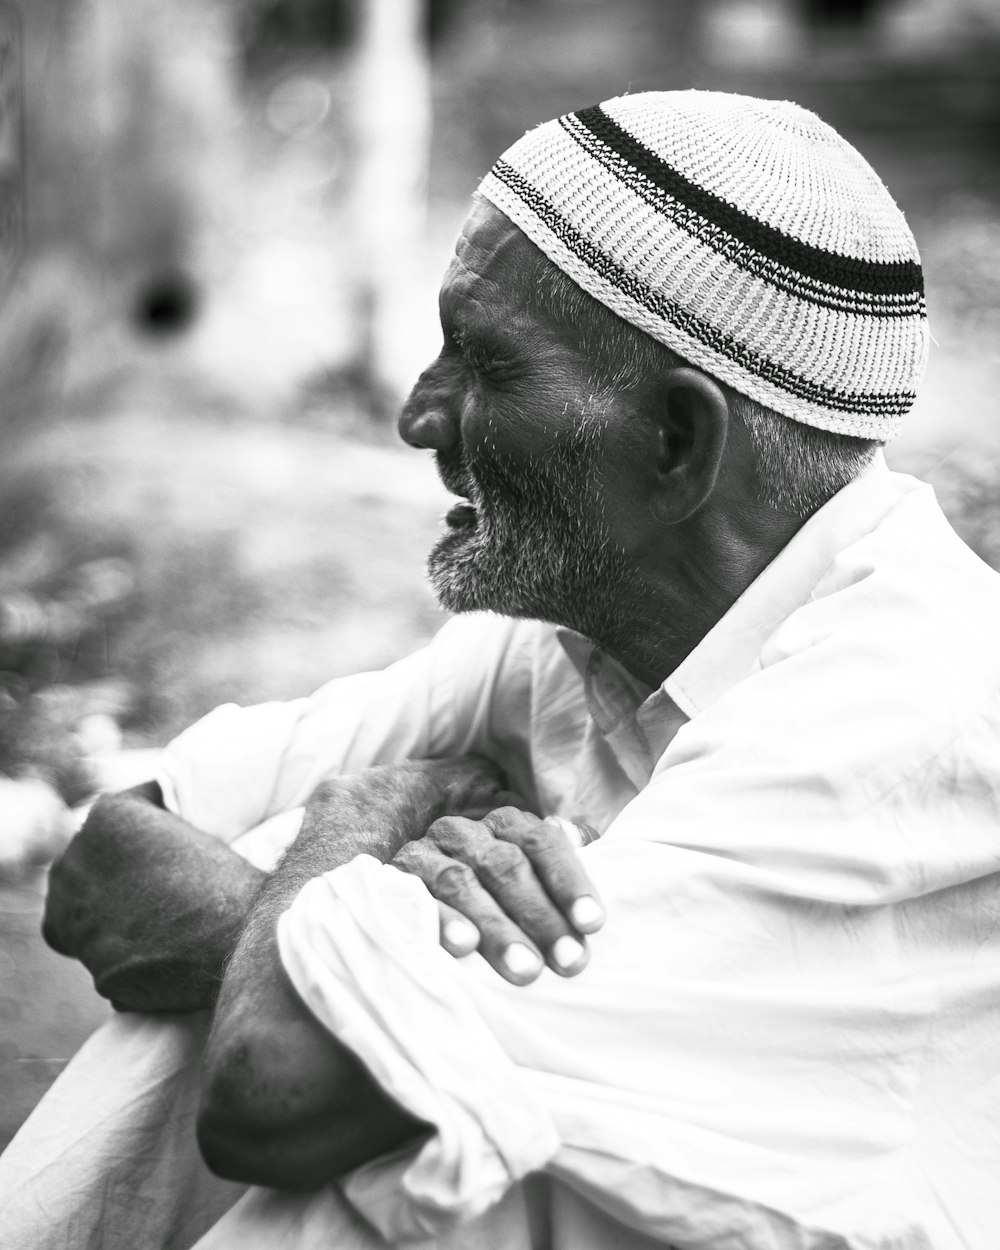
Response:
[[450, 319, 520, 364]]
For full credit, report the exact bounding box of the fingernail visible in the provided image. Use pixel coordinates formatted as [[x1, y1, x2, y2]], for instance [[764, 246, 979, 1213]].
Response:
[[570, 895, 605, 932], [443, 918, 478, 952], [503, 942, 542, 977], [551, 934, 585, 971]]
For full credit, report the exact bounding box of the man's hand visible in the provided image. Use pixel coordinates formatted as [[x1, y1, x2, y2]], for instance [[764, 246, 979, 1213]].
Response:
[[43, 782, 265, 1013], [393, 806, 604, 985], [296, 754, 519, 868]]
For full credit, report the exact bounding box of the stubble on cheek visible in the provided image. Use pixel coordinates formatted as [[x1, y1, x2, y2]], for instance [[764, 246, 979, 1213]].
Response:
[[426, 429, 639, 645]]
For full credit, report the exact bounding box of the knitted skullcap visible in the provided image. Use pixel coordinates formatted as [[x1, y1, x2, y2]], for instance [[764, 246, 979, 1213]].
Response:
[[478, 91, 928, 441]]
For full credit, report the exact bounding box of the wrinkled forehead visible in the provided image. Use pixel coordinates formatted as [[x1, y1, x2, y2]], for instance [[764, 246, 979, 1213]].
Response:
[[441, 198, 542, 310]]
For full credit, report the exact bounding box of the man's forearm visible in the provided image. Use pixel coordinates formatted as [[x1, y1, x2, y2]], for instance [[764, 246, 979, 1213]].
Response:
[[197, 770, 450, 1187], [44, 756, 510, 1017], [44, 769, 445, 1013]]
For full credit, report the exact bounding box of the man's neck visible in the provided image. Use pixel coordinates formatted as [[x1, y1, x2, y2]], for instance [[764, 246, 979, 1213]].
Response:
[[600, 510, 807, 689]]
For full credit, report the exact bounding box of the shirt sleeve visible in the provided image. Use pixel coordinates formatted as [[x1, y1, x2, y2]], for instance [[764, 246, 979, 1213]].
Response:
[[277, 857, 559, 1244], [276, 625, 1000, 1248], [154, 613, 530, 843]]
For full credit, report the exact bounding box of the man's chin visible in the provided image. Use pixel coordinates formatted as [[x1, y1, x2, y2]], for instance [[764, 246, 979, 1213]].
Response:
[[427, 532, 493, 613], [428, 543, 560, 626], [427, 531, 538, 618]]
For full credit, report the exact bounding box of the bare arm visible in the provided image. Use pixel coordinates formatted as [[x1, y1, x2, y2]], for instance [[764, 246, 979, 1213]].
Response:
[[198, 894, 428, 1190], [196, 760, 508, 1188]]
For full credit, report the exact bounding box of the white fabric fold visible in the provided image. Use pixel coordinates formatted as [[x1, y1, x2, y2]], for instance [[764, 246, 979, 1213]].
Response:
[[276, 856, 560, 1243]]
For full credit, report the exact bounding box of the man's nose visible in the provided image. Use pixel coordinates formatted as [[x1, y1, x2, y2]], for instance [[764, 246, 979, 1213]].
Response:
[[397, 384, 460, 452]]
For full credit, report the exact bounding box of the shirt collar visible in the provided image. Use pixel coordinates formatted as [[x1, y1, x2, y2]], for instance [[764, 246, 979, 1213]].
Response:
[[556, 627, 653, 734], [556, 453, 916, 733], [665, 451, 909, 719]]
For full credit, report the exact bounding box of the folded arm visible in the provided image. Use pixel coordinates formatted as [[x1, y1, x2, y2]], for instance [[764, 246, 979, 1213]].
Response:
[[195, 764, 476, 1187], [43, 780, 265, 1012], [196, 797, 605, 1189], [45, 760, 602, 1016], [43, 755, 514, 1008]]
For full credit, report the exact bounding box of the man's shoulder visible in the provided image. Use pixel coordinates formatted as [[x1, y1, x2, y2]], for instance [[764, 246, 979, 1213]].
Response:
[[752, 486, 1000, 762], [803, 477, 1000, 658]]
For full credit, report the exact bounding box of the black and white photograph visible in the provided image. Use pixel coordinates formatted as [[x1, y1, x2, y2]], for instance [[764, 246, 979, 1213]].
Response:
[[2, 1, 999, 1246]]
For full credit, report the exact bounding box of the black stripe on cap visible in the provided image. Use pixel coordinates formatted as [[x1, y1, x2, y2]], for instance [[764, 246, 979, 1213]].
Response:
[[560, 113, 922, 320], [489, 160, 916, 418], [569, 105, 924, 303]]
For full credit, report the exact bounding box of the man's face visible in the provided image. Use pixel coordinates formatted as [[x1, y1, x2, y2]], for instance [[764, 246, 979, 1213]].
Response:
[[398, 201, 642, 647]]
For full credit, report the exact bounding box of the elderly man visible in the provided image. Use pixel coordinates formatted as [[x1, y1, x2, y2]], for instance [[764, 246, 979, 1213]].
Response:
[[11, 90, 1000, 1249]]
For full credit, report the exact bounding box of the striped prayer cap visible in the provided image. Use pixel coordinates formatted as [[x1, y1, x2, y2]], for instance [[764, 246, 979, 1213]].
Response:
[[478, 91, 928, 441]]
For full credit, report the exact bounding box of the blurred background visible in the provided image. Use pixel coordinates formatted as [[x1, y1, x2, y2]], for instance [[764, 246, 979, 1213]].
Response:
[[1, 0, 999, 1146]]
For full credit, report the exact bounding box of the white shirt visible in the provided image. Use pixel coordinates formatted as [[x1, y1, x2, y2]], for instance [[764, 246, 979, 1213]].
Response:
[[153, 457, 1000, 1248], [4, 458, 998, 1250]]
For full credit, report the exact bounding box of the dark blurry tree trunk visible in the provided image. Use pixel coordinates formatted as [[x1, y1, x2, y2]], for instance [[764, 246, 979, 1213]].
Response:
[[0, 0, 70, 439], [0, 2, 24, 293], [348, 0, 430, 416]]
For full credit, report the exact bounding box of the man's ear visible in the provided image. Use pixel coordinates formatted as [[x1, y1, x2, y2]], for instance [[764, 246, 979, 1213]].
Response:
[[651, 367, 730, 523]]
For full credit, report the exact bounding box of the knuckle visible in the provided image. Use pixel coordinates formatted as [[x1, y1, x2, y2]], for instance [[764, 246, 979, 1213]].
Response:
[[477, 841, 528, 888], [425, 815, 470, 847], [489, 805, 528, 828], [481, 807, 531, 839], [512, 823, 561, 857], [432, 861, 477, 903]]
